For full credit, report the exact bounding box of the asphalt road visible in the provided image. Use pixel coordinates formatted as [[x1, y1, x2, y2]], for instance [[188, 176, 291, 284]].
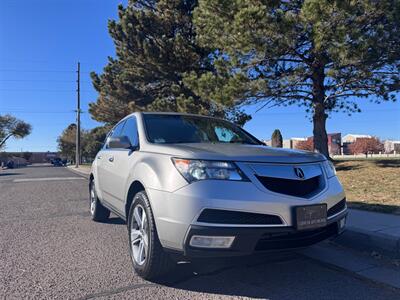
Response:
[[1, 165, 399, 300]]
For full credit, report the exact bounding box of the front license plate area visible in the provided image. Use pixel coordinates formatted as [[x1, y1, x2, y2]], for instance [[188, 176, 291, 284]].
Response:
[[295, 204, 327, 230]]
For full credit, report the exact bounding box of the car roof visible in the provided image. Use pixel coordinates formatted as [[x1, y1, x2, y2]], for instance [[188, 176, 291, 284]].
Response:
[[141, 111, 210, 117]]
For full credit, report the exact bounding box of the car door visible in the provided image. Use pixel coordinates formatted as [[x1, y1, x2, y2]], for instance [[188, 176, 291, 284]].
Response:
[[97, 120, 126, 211], [99, 116, 140, 214]]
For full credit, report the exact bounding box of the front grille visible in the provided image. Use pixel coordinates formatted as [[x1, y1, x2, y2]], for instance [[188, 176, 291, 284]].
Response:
[[328, 198, 346, 217], [256, 175, 321, 197], [255, 222, 337, 251], [197, 209, 283, 225]]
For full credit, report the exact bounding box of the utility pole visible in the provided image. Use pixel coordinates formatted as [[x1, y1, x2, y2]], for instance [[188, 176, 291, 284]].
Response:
[[75, 62, 81, 168]]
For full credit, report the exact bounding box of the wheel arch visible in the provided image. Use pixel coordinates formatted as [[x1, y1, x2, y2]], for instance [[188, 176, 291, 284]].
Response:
[[125, 180, 146, 219], [89, 173, 94, 190]]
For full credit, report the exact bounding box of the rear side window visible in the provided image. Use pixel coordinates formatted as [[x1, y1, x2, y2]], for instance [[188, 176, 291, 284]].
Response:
[[121, 117, 139, 147]]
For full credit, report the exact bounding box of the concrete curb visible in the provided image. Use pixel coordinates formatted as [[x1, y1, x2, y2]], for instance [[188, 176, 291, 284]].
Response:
[[66, 166, 90, 179], [334, 226, 400, 259], [300, 242, 400, 290]]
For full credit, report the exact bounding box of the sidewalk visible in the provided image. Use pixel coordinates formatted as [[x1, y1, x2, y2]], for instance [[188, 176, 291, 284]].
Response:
[[336, 209, 400, 258], [66, 165, 91, 178]]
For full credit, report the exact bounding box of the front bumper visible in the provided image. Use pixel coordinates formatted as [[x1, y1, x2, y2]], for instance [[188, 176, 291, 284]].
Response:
[[181, 212, 347, 257], [148, 175, 345, 251]]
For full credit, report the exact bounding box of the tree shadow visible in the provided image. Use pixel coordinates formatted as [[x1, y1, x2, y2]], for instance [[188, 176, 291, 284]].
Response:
[[373, 159, 400, 168], [333, 161, 362, 171]]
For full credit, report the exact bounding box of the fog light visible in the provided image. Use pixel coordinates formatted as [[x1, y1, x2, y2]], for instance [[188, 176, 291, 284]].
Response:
[[339, 217, 346, 229], [189, 235, 235, 249]]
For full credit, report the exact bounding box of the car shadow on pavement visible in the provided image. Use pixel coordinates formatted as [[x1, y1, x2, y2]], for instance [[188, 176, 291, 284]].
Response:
[[153, 252, 302, 298], [98, 217, 126, 225]]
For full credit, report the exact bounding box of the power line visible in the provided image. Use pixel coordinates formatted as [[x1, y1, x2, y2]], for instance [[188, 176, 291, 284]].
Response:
[[0, 79, 92, 83], [2, 111, 76, 114], [0, 68, 91, 74], [0, 88, 91, 92], [0, 68, 75, 73]]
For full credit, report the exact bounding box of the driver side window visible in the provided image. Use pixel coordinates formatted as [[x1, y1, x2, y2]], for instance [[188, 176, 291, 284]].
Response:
[[121, 116, 139, 148], [105, 120, 126, 149]]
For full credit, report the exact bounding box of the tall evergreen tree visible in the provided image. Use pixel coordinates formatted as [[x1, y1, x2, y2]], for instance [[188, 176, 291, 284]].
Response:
[[188, 0, 400, 157], [271, 129, 283, 148], [90, 0, 249, 125]]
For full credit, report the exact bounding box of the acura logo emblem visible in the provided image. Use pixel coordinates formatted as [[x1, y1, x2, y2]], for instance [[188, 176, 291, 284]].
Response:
[[294, 167, 305, 180]]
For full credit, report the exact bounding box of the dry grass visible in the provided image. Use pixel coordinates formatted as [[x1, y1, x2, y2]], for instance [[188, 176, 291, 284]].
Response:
[[334, 158, 400, 214]]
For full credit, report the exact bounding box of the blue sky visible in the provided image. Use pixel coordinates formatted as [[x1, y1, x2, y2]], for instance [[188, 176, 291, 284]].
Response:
[[1, 0, 399, 152]]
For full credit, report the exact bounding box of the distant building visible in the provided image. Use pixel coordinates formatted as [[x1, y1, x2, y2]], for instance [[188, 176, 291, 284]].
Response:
[[384, 140, 400, 153], [296, 134, 342, 155], [30, 152, 59, 163], [289, 137, 308, 149], [264, 138, 307, 149], [262, 140, 272, 146], [278, 135, 341, 156], [282, 139, 291, 148], [342, 134, 372, 143], [342, 134, 373, 154], [0, 152, 59, 164], [327, 133, 342, 156]]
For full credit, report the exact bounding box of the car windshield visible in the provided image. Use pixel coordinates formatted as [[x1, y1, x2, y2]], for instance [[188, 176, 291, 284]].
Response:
[[143, 114, 261, 145]]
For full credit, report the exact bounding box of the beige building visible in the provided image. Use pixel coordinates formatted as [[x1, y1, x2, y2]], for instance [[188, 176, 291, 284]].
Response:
[[290, 137, 308, 149], [264, 138, 307, 148], [384, 140, 400, 153], [342, 134, 372, 143]]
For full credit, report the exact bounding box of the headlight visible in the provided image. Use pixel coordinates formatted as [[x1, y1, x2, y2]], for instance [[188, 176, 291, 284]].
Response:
[[172, 158, 248, 183], [322, 160, 336, 178]]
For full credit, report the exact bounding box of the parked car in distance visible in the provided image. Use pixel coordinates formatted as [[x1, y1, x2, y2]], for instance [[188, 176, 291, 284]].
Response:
[[90, 112, 347, 279], [52, 157, 64, 167], [6, 160, 15, 169]]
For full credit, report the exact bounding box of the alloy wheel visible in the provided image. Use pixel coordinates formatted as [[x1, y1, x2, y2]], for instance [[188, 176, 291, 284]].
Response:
[[90, 185, 96, 215], [130, 205, 149, 266]]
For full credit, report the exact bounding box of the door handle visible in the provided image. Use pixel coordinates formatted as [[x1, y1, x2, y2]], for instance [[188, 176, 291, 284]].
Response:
[[108, 156, 114, 162]]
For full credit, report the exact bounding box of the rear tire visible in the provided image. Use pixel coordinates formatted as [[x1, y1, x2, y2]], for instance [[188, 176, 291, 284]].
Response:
[[127, 190, 174, 280], [89, 180, 110, 222]]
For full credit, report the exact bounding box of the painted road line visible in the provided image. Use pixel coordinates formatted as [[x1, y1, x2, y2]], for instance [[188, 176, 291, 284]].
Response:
[[13, 177, 86, 183]]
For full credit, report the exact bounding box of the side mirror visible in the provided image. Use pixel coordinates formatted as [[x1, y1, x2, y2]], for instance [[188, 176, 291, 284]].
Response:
[[108, 136, 135, 149]]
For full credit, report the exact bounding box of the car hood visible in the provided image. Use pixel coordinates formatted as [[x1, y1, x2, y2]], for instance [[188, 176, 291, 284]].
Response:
[[145, 143, 326, 163]]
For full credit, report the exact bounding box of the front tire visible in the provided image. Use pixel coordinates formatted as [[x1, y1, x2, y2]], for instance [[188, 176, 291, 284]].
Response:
[[127, 191, 174, 280], [89, 180, 110, 222]]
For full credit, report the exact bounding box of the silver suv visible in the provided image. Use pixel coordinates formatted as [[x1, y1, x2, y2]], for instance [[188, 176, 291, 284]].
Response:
[[90, 112, 347, 279]]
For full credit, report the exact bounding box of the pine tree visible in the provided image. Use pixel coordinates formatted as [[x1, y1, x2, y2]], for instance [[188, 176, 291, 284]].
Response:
[[271, 129, 283, 148], [90, 0, 249, 125], [189, 0, 400, 157]]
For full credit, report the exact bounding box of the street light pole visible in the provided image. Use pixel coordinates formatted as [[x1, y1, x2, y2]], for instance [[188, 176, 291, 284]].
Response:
[[75, 62, 81, 168]]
